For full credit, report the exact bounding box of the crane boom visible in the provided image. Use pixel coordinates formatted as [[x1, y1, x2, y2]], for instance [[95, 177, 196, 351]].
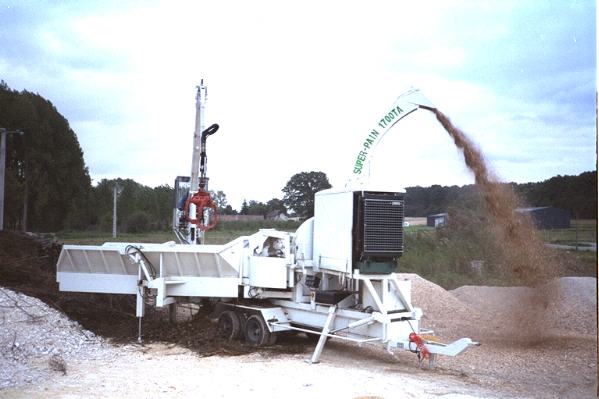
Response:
[[174, 80, 220, 245], [190, 80, 207, 192]]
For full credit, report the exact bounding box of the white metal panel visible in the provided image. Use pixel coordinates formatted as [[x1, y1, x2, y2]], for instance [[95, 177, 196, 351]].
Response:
[[347, 88, 433, 188], [294, 217, 314, 263], [360, 275, 413, 313], [313, 189, 354, 274], [57, 272, 138, 294], [57, 239, 245, 278], [148, 276, 239, 298], [248, 256, 287, 289], [259, 307, 290, 332], [424, 338, 478, 356]]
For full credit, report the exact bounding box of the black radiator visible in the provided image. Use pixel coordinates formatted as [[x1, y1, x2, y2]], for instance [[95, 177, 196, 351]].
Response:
[[353, 192, 404, 272]]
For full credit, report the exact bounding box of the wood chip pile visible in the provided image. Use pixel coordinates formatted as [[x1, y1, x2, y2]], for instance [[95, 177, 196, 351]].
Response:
[[399, 273, 597, 342]]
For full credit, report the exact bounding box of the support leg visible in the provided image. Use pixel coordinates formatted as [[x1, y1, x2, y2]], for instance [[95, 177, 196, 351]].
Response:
[[308, 305, 337, 364], [136, 288, 145, 344], [428, 353, 437, 369], [137, 317, 143, 344]]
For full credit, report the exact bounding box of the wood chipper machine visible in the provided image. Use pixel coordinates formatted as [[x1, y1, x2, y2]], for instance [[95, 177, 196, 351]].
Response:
[[56, 83, 479, 368]]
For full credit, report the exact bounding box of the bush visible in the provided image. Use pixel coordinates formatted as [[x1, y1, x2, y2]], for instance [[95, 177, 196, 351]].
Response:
[[125, 211, 150, 233], [398, 207, 507, 289], [98, 212, 113, 232]]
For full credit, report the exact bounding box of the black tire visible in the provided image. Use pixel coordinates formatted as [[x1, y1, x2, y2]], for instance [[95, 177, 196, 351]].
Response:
[[244, 314, 272, 346], [217, 310, 241, 341]]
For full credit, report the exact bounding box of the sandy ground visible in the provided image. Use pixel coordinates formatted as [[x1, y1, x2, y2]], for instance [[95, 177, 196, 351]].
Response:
[[0, 342, 503, 399], [1, 333, 596, 399]]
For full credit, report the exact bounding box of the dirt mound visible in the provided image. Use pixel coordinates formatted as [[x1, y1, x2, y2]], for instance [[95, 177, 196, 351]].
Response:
[[539, 277, 597, 335], [0, 231, 61, 303], [452, 277, 597, 339], [399, 272, 597, 343]]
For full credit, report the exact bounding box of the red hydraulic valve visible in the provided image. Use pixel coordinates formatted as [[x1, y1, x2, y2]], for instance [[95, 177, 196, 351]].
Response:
[[409, 332, 430, 359], [185, 190, 219, 231]]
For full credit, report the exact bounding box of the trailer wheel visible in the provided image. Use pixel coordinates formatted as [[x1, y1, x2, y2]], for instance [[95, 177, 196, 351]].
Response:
[[217, 310, 241, 341], [244, 314, 273, 346]]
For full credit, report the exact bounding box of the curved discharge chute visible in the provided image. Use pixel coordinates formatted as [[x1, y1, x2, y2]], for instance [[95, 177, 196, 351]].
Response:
[[348, 88, 434, 187]]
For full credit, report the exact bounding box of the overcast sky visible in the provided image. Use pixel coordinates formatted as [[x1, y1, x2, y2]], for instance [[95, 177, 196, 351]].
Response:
[[0, 1, 596, 209]]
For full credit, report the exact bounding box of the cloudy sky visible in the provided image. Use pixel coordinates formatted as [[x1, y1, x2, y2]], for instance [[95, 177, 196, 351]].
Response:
[[0, 1, 595, 209]]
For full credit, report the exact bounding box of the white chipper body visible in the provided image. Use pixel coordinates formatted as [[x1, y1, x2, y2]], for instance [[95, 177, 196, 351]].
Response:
[[56, 86, 478, 367]]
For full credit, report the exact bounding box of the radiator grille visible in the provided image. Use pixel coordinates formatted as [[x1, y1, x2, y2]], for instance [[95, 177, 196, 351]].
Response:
[[363, 198, 404, 255]]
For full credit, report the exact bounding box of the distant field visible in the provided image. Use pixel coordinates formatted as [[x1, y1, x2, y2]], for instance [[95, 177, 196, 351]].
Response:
[[57, 219, 596, 247], [538, 219, 597, 246], [57, 220, 302, 246], [57, 231, 176, 245]]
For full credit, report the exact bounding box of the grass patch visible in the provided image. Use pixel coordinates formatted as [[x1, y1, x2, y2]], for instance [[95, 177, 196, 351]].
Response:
[[57, 231, 177, 245], [398, 228, 499, 289], [399, 220, 597, 290], [57, 220, 303, 246], [404, 225, 435, 234], [538, 219, 597, 245]]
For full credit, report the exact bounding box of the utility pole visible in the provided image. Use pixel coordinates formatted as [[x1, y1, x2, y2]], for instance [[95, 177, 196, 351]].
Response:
[[112, 183, 122, 238], [0, 128, 23, 231]]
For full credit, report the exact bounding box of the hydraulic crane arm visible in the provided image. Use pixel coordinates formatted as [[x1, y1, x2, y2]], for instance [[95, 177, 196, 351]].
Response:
[[199, 123, 219, 189]]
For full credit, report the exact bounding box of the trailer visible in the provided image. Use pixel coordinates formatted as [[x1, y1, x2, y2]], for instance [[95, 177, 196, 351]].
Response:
[[56, 84, 478, 367]]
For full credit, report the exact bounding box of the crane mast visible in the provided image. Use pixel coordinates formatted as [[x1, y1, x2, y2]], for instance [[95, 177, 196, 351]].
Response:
[[173, 80, 220, 245], [190, 80, 207, 193]]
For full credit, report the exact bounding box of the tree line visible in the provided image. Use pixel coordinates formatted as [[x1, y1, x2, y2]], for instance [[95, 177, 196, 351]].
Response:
[[0, 81, 90, 231], [405, 170, 597, 219]]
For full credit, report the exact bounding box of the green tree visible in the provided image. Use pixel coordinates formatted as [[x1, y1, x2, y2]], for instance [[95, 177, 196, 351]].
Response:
[[90, 179, 175, 232], [282, 171, 331, 217], [152, 184, 175, 229], [266, 198, 287, 215], [125, 210, 150, 233], [246, 200, 267, 216], [210, 190, 229, 213], [0, 82, 92, 231], [221, 205, 236, 215], [240, 199, 249, 215]]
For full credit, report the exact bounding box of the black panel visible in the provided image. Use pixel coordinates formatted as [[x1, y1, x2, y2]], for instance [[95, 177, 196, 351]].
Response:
[[315, 290, 353, 304], [353, 191, 404, 266]]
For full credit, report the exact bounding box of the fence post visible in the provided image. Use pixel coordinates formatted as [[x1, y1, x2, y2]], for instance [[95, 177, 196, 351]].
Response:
[[575, 213, 578, 251]]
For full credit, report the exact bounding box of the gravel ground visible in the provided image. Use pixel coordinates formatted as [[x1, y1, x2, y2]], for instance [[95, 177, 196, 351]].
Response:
[[0, 287, 127, 389]]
